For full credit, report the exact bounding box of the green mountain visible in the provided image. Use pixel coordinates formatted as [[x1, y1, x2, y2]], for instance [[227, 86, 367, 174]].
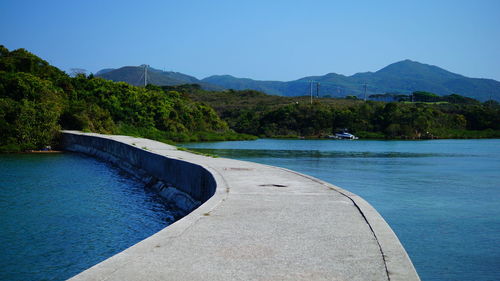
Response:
[[202, 60, 500, 101], [96, 66, 223, 91]]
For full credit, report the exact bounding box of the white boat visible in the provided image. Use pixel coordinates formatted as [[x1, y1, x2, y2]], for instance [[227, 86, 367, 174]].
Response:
[[328, 129, 359, 140]]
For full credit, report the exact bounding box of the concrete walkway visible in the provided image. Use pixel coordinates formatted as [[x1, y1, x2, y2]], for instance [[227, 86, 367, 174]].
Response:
[[65, 132, 419, 281]]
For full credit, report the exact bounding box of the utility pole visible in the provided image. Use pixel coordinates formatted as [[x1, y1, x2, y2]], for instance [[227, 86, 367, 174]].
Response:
[[317, 82, 320, 98], [144, 64, 148, 87], [310, 81, 313, 104], [363, 83, 367, 101]]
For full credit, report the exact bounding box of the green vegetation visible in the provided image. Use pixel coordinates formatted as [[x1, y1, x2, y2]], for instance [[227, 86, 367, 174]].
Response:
[[183, 87, 500, 139], [96, 65, 222, 90], [1, 46, 498, 153], [201, 60, 500, 102], [372, 91, 483, 104], [0, 46, 253, 152]]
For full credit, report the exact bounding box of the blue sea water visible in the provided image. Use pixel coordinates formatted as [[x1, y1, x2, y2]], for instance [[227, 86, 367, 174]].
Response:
[[182, 139, 500, 281], [0, 153, 181, 281]]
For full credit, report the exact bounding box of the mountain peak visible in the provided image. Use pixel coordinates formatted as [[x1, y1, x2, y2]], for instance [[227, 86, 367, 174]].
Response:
[[401, 58, 416, 63], [375, 59, 463, 81], [95, 66, 223, 90], [378, 59, 429, 71], [96, 60, 500, 101], [204, 74, 237, 79]]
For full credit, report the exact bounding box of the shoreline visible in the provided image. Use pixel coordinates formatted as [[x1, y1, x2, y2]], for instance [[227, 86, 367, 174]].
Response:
[[63, 131, 420, 281]]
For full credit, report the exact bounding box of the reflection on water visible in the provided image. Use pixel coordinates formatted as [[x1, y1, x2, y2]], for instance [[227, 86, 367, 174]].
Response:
[[182, 139, 500, 281]]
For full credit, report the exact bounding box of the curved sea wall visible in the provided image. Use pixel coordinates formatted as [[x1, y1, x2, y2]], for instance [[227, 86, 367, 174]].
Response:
[[62, 132, 215, 212], [62, 131, 420, 281]]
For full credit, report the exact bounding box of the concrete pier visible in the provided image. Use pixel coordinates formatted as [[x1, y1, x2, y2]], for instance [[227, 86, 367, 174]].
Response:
[[62, 131, 419, 281]]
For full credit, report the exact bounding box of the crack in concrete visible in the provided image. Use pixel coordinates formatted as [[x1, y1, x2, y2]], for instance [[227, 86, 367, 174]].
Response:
[[278, 167, 391, 281], [63, 132, 417, 280]]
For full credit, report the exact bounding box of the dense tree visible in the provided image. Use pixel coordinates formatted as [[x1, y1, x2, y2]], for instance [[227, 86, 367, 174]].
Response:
[[2, 45, 498, 152], [187, 88, 500, 139], [412, 91, 440, 102], [0, 46, 252, 152]]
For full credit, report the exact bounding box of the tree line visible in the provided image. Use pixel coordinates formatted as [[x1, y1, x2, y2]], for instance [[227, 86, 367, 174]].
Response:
[[1, 46, 499, 153], [184, 88, 500, 139], [369, 91, 482, 104], [0, 46, 253, 152]]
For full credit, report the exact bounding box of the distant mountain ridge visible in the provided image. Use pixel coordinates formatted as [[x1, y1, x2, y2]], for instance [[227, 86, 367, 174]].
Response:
[[96, 66, 222, 91], [203, 60, 500, 101], [96, 60, 500, 101]]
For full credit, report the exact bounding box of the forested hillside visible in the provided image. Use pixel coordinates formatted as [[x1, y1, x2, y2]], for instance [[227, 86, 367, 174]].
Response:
[[0, 46, 251, 152], [2, 46, 498, 152], [178, 85, 500, 139], [96, 66, 222, 90], [202, 60, 500, 101]]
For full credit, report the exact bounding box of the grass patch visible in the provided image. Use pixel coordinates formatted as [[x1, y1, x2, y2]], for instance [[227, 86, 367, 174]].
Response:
[[116, 124, 256, 144], [355, 131, 386, 139], [0, 143, 23, 153]]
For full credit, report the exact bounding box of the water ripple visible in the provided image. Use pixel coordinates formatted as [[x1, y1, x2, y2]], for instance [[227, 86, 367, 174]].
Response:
[[188, 148, 473, 159], [0, 153, 181, 281]]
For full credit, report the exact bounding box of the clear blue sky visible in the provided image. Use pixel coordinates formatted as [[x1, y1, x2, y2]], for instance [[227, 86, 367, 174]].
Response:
[[1, 0, 499, 81]]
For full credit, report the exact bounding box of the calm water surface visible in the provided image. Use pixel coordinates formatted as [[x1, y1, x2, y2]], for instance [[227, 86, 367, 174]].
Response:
[[0, 153, 181, 281], [182, 139, 500, 281]]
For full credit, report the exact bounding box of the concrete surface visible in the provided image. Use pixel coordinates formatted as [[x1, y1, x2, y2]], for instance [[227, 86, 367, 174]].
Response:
[[62, 131, 420, 281]]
